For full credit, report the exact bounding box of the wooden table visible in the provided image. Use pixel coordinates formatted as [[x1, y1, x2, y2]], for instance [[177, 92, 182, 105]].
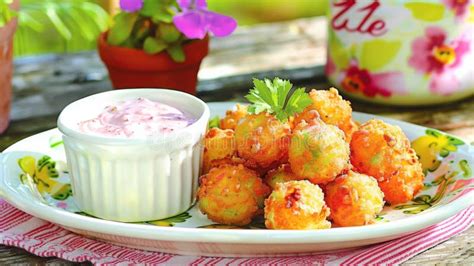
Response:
[[1, 17, 473, 264]]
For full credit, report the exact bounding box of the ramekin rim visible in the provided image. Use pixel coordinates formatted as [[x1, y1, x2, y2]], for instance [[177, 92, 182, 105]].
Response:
[[57, 89, 210, 145]]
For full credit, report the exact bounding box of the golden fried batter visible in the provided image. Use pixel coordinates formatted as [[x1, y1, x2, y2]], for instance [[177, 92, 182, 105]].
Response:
[[264, 164, 301, 190], [202, 128, 236, 174], [289, 120, 350, 184], [350, 119, 424, 204], [294, 88, 357, 141], [264, 180, 331, 230], [235, 112, 291, 169], [350, 119, 411, 179], [378, 149, 424, 204], [325, 171, 384, 227], [200, 84, 427, 228], [220, 104, 248, 130], [198, 164, 270, 226]]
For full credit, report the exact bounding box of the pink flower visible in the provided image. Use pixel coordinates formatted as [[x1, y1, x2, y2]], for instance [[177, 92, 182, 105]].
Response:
[[429, 70, 460, 95], [339, 60, 407, 97], [450, 179, 474, 192], [409, 26, 472, 95], [443, 0, 471, 18], [56, 202, 68, 209], [409, 26, 470, 75], [119, 0, 143, 13], [173, 0, 237, 39]]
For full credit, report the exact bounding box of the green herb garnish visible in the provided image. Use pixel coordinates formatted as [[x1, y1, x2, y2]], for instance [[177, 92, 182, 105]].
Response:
[[245, 77, 312, 122], [208, 115, 220, 129]]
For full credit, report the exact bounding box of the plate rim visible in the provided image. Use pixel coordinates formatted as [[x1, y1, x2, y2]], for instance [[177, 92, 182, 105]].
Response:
[[0, 105, 473, 245]]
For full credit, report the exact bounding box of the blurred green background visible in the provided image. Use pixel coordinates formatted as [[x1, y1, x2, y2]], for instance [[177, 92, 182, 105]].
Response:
[[209, 0, 327, 25], [13, 0, 327, 57]]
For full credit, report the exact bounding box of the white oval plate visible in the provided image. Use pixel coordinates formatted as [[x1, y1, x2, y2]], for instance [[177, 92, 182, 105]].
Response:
[[0, 102, 473, 257]]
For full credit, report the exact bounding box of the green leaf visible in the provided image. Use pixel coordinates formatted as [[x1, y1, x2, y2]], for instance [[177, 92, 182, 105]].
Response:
[[13, 0, 108, 56], [75, 211, 96, 218], [426, 129, 442, 138], [439, 148, 450, 157], [50, 140, 64, 148], [140, 0, 161, 16], [141, 0, 174, 23], [66, 8, 96, 41], [413, 194, 431, 204], [16, 12, 43, 31], [134, 26, 151, 44], [148, 212, 192, 226], [143, 37, 168, 54], [153, 12, 173, 23], [208, 116, 220, 129], [245, 78, 312, 122], [45, 4, 71, 40], [245, 79, 273, 114], [405, 2, 445, 22], [273, 78, 292, 108], [166, 44, 185, 62], [79, 2, 109, 32], [252, 79, 276, 110], [51, 184, 73, 200], [447, 135, 464, 146], [459, 160, 472, 178], [158, 23, 181, 43], [360, 40, 401, 71], [108, 12, 138, 46], [0, 0, 16, 27], [285, 87, 312, 117]]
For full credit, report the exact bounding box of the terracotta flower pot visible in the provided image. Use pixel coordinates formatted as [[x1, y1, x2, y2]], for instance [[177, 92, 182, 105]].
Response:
[[98, 32, 209, 94], [0, 0, 19, 134]]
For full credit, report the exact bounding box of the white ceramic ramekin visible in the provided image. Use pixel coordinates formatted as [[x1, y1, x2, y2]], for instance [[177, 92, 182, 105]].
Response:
[[57, 89, 209, 222]]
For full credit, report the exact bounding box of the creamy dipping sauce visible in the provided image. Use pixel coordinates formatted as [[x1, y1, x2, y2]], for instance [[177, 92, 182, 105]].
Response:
[[78, 98, 195, 137]]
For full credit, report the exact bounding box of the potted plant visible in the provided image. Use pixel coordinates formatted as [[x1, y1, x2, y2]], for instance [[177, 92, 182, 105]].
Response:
[[0, 0, 18, 134], [98, 0, 237, 94]]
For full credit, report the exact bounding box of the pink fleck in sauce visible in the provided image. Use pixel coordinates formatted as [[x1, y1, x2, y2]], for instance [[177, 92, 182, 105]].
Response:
[[78, 98, 195, 137]]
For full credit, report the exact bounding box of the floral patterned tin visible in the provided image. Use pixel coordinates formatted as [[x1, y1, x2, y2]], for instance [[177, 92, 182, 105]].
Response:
[[326, 0, 474, 105]]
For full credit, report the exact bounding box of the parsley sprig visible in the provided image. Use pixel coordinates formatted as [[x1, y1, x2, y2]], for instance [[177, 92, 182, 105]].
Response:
[[208, 115, 220, 128], [245, 78, 312, 122]]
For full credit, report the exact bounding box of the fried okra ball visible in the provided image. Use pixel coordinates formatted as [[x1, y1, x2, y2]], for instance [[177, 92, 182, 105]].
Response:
[[220, 104, 248, 130], [198, 164, 270, 226], [264, 180, 331, 230], [202, 128, 236, 174], [350, 119, 424, 204], [350, 119, 411, 179], [378, 150, 424, 204], [264, 164, 301, 190], [325, 171, 384, 227], [235, 112, 291, 169], [294, 88, 358, 141], [289, 120, 350, 184]]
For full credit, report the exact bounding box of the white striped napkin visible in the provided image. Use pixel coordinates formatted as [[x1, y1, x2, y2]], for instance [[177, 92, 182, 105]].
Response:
[[0, 199, 472, 265]]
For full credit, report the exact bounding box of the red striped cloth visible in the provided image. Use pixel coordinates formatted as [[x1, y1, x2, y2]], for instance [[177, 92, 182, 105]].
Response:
[[0, 199, 472, 265]]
